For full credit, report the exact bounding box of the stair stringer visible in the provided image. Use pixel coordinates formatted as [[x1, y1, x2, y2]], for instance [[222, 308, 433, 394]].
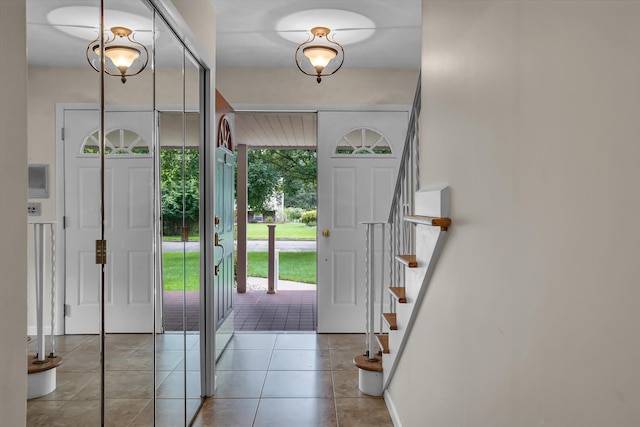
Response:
[[382, 186, 451, 389]]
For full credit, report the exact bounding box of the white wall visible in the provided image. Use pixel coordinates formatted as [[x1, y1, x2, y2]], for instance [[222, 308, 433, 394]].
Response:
[[27, 67, 199, 220], [0, 0, 28, 424], [217, 67, 418, 107], [388, 1, 640, 426]]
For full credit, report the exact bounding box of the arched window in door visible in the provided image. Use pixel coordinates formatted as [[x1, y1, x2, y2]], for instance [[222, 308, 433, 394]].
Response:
[[334, 127, 393, 156], [80, 128, 151, 157]]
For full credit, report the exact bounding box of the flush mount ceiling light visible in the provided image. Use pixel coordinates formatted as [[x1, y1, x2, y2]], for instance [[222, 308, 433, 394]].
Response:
[[295, 26, 344, 84], [86, 26, 148, 84]]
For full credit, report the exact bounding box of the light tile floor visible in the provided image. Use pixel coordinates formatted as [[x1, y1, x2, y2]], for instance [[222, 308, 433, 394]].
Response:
[[193, 332, 394, 427], [27, 333, 202, 426], [26, 332, 393, 426]]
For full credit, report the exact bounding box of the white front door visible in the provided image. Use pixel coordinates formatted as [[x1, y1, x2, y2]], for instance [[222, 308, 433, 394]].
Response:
[[63, 108, 155, 333], [317, 111, 407, 333]]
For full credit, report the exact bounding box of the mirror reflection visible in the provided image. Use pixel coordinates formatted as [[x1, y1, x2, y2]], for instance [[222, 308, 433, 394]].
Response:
[[26, 1, 205, 425]]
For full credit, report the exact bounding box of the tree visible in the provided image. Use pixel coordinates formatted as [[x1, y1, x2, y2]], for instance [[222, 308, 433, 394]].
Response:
[[161, 148, 200, 235], [243, 149, 316, 213], [246, 151, 281, 213]]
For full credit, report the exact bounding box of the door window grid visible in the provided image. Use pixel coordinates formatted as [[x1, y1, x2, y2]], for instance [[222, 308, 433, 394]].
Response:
[[81, 128, 151, 157], [334, 127, 393, 156]]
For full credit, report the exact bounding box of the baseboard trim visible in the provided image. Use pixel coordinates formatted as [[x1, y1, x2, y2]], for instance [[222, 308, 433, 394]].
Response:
[[384, 389, 403, 427]]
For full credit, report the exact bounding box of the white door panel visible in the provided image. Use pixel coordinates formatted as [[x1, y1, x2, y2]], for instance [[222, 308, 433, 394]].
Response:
[[317, 111, 407, 333], [64, 109, 155, 333]]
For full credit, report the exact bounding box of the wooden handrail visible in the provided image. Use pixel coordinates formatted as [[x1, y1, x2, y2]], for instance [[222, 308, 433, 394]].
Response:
[[382, 313, 398, 330], [388, 287, 407, 303], [395, 254, 417, 268], [404, 215, 451, 231]]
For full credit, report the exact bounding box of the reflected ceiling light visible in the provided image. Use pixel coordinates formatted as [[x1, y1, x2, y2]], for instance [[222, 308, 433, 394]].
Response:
[[295, 27, 344, 84], [86, 26, 148, 84]]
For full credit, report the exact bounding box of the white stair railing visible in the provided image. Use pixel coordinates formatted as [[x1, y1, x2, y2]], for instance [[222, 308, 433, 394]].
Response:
[[358, 75, 421, 376], [30, 221, 57, 362], [362, 221, 387, 361], [388, 75, 421, 289]]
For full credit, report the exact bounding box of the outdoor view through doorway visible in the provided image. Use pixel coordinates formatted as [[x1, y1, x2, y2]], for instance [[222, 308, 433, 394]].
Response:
[[161, 147, 318, 332]]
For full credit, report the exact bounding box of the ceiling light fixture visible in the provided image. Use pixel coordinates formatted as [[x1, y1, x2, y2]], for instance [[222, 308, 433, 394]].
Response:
[[295, 27, 344, 84], [86, 26, 148, 84]]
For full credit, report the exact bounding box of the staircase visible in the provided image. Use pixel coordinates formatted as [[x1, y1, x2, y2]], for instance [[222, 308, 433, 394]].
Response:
[[353, 75, 453, 394], [355, 188, 451, 392]]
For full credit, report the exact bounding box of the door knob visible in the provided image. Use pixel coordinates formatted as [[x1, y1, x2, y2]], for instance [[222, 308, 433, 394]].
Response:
[[322, 229, 330, 238]]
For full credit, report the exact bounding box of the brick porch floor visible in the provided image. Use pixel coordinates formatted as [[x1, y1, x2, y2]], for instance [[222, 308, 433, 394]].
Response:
[[163, 289, 317, 332]]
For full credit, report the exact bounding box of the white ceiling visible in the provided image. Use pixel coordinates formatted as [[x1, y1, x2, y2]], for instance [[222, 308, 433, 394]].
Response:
[[26, 0, 421, 70], [26, 0, 421, 148], [209, 0, 422, 70], [210, 0, 421, 148]]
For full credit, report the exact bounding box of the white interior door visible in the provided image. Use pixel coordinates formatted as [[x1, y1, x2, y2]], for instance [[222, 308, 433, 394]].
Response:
[[63, 108, 155, 333], [317, 111, 407, 333]]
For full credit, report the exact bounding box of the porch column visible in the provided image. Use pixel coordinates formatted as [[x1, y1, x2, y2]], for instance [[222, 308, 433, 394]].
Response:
[[236, 143, 248, 293]]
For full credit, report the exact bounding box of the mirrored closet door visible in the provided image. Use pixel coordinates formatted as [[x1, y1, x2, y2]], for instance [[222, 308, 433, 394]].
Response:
[[26, 1, 208, 425]]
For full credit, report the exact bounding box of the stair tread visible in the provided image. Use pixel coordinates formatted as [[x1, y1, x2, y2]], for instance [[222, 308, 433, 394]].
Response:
[[395, 254, 417, 268], [404, 215, 451, 230], [27, 355, 62, 374], [353, 354, 383, 372], [376, 334, 390, 354], [388, 287, 407, 303], [382, 312, 398, 330]]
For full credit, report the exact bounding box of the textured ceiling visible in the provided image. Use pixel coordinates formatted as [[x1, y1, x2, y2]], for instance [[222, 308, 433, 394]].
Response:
[[235, 113, 317, 148]]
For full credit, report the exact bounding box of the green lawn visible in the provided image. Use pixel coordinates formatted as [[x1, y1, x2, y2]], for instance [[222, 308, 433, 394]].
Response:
[[162, 250, 317, 290], [164, 222, 316, 242], [248, 251, 316, 284], [245, 222, 316, 240], [163, 234, 200, 242], [162, 252, 200, 291]]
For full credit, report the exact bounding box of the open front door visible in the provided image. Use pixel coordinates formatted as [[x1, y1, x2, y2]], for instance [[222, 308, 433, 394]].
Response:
[[215, 114, 235, 331], [317, 111, 407, 333]]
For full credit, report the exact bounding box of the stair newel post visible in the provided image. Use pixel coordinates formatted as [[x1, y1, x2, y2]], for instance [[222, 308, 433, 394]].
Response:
[[28, 221, 62, 399], [49, 223, 56, 357], [380, 223, 385, 334], [367, 223, 376, 361], [356, 221, 384, 396], [34, 223, 46, 363]]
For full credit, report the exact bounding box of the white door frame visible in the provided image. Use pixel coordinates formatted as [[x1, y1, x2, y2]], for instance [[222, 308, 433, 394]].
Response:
[[56, 104, 160, 333], [316, 108, 409, 333], [55, 103, 202, 334]]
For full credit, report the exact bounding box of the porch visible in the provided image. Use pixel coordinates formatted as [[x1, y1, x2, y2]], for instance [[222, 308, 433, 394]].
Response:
[[163, 278, 316, 332]]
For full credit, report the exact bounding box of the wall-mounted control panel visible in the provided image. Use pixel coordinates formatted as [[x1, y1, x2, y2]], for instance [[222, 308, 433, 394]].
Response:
[[27, 202, 41, 216]]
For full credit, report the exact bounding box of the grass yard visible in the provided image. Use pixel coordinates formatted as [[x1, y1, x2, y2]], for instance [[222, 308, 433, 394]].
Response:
[[162, 252, 200, 291], [248, 251, 316, 284], [165, 222, 316, 242], [245, 222, 316, 240], [163, 234, 200, 242], [162, 250, 317, 290]]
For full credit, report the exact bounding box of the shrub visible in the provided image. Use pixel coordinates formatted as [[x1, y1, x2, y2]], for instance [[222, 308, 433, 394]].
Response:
[[285, 207, 303, 222], [301, 210, 316, 227]]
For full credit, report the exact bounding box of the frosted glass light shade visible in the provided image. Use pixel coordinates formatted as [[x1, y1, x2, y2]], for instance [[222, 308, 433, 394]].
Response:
[[103, 46, 140, 69], [303, 46, 338, 68]]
